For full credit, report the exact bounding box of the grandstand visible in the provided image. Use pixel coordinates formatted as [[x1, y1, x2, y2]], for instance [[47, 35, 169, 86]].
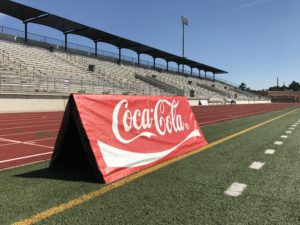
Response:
[[1, 2, 300, 225], [0, 0, 268, 104]]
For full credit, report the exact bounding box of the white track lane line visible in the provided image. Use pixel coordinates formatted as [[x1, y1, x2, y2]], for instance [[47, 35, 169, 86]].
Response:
[[0, 152, 52, 164], [0, 129, 58, 137], [274, 141, 283, 145], [0, 137, 20, 144], [0, 137, 53, 149], [265, 149, 275, 155], [26, 137, 57, 143], [249, 161, 265, 170], [224, 182, 247, 197], [0, 123, 60, 131], [23, 142, 53, 149], [0, 119, 61, 127], [0, 116, 61, 124], [0, 159, 49, 172], [0, 143, 19, 147], [281, 135, 288, 139]]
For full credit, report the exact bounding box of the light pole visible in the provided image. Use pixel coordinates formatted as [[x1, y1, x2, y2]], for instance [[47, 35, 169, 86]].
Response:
[[181, 16, 189, 74]]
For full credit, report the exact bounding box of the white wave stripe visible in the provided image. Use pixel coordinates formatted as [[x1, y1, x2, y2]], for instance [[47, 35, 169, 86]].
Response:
[[97, 129, 201, 168]]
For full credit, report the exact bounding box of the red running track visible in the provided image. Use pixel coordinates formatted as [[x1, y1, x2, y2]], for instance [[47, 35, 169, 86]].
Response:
[[0, 103, 299, 170], [0, 112, 63, 170]]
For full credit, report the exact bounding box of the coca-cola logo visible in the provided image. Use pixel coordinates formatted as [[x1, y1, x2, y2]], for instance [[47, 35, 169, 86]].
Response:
[[112, 99, 189, 144]]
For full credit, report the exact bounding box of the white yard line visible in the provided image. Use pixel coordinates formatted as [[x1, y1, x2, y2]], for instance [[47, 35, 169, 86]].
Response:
[[274, 141, 283, 145], [249, 161, 265, 170], [224, 182, 247, 197], [265, 149, 275, 155]]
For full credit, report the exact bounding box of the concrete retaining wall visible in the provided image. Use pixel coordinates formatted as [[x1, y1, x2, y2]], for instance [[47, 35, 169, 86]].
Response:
[[0, 94, 272, 113], [0, 94, 68, 113]]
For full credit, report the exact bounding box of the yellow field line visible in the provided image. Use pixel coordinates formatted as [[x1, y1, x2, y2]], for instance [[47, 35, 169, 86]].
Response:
[[12, 108, 299, 225]]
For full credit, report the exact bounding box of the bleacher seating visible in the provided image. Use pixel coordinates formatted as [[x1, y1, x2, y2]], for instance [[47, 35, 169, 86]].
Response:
[[0, 38, 266, 102]]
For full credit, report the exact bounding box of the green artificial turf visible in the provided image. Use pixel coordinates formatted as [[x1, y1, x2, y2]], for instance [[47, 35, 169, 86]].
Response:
[[0, 107, 299, 225]]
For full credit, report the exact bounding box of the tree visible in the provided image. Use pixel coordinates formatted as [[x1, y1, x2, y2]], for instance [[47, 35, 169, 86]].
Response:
[[288, 81, 300, 91], [269, 86, 282, 91], [239, 82, 247, 91]]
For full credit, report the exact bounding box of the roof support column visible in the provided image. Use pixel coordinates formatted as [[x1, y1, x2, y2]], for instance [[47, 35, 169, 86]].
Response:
[[213, 73, 215, 82], [118, 48, 122, 65], [199, 69, 201, 78], [64, 33, 68, 51], [178, 64, 180, 74], [23, 14, 49, 44], [137, 53, 140, 67], [166, 61, 169, 72], [205, 71, 207, 80], [153, 57, 156, 69], [24, 22, 28, 43], [94, 41, 98, 57], [191, 67, 193, 76]]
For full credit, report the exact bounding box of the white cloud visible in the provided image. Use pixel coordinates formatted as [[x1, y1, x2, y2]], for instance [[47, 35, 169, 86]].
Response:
[[233, 0, 272, 10]]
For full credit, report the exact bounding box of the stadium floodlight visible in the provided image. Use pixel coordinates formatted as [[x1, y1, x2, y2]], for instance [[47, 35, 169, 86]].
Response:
[[181, 16, 189, 73], [181, 16, 189, 26]]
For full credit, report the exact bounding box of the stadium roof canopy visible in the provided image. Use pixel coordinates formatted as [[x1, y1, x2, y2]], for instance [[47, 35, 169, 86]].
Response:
[[0, 0, 227, 74]]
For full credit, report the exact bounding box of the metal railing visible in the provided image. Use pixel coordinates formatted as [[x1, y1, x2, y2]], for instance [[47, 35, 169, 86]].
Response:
[[0, 25, 239, 87], [0, 25, 270, 100]]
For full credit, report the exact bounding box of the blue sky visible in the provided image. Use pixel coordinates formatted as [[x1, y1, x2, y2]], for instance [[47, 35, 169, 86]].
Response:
[[0, 0, 299, 90]]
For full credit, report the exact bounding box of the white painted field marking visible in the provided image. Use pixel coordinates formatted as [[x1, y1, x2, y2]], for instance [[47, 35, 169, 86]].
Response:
[[0, 123, 60, 131], [285, 131, 292, 134], [0, 116, 61, 124], [0, 152, 52, 164], [0, 137, 21, 144], [292, 125, 297, 127], [281, 135, 288, 139], [274, 141, 283, 145], [26, 137, 57, 143], [0, 137, 53, 149], [265, 149, 275, 155], [0, 143, 19, 148], [224, 182, 247, 197], [0, 119, 61, 127], [289, 127, 295, 130], [249, 161, 265, 170], [22, 142, 53, 149], [0, 129, 58, 137], [0, 159, 49, 172]]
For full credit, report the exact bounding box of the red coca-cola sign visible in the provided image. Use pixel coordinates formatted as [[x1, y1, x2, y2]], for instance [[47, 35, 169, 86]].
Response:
[[51, 95, 207, 183]]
